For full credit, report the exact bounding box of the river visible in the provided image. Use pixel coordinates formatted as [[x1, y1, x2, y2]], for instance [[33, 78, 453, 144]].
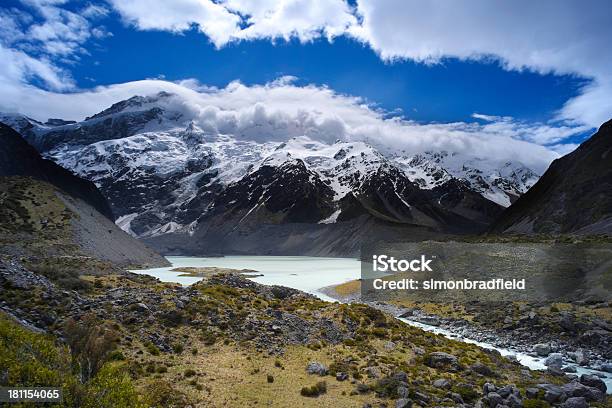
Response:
[[133, 255, 611, 391]]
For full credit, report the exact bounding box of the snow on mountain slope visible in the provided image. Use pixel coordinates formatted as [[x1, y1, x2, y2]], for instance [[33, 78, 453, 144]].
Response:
[[0, 92, 539, 237], [394, 151, 539, 207]]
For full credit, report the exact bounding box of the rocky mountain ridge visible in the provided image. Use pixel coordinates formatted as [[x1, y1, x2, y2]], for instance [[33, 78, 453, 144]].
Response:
[[1, 92, 542, 253], [490, 119, 612, 235]]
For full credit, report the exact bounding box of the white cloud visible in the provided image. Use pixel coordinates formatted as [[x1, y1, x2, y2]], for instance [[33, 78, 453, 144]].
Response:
[[0, 1, 112, 90], [105, 0, 612, 128], [107, 0, 241, 47], [350, 0, 611, 128], [0, 0, 602, 172], [0, 78, 582, 173], [223, 0, 357, 43], [108, 0, 357, 47], [0, 44, 74, 91]]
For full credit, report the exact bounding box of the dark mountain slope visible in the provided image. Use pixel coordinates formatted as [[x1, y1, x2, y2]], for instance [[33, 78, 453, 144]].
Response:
[[0, 123, 168, 267], [490, 119, 612, 235], [0, 122, 114, 220]]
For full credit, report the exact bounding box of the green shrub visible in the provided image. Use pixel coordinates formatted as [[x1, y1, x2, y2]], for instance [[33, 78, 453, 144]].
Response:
[[143, 341, 160, 356], [0, 314, 143, 407], [81, 363, 144, 408], [452, 384, 479, 403], [300, 381, 327, 397], [143, 379, 190, 407], [64, 315, 119, 381]]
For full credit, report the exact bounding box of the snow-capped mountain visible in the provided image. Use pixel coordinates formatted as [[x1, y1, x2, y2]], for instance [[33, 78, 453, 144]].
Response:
[[395, 151, 539, 207], [0, 92, 541, 247]]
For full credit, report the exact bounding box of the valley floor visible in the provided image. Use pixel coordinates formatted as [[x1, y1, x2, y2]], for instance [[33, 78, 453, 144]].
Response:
[[1, 256, 609, 407]]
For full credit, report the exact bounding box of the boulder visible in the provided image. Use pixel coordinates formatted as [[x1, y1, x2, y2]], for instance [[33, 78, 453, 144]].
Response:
[[525, 388, 539, 399], [506, 393, 522, 408], [395, 398, 412, 408], [486, 392, 504, 407], [425, 352, 458, 369], [568, 350, 589, 366], [560, 397, 587, 408], [544, 353, 564, 369], [471, 362, 495, 376], [561, 381, 589, 398], [433, 378, 452, 389], [537, 384, 566, 404], [579, 374, 607, 393], [336, 372, 348, 381], [483, 382, 496, 395], [364, 366, 382, 379], [306, 361, 328, 376], [397, 385, 409, 398], [534, 343, 551, 357]]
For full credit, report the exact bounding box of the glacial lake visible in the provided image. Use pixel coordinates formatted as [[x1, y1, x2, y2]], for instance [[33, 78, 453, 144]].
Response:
[[132, 255, 360, 302], [134, 256, 611, 391]]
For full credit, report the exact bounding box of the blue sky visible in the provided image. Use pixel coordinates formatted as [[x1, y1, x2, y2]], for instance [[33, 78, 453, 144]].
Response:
[[81, 28, 586, 125], [0, 0, 610, 160]]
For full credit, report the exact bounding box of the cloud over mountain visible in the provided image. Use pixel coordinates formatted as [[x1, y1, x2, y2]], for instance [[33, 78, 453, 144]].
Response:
[[104, 0, 612, 128], [0, 0, 607, 170], [0, 77, 575, 173]]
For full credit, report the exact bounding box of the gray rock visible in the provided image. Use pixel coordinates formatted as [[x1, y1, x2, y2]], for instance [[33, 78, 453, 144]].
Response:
[[579, 374, 606, 393], [534, 343, 551, 356], [544, 353, 564, 369], [583, 387, 604, 403], [336, 372, 348, 381], [497, 385, 513, 398], [413, 391, 430, 403], [506, 393, 522, 408], [537, 384, 566, 404], [562, 365, 577, 373], [547, 366, 566, 377], [483, 382, 496, 395], [525, 388, 539, 399], [412, 346, 425, 355], [425, 352, 458, 369], [433, 378, 452, 389], [471, 362, 495, 376], [364, 366, 381, 379], [306, 361, 328, 376], [600, 362, 612, 373], [393, 371, 408, 383], [561, 397, 587, 408], [450, 392, 463, 403], [562, 381, 589, 398], [132, 302, 149, 313], [486, 392, 504, 407], [568, 350, 589, 366], [395, 398, 412, 408], [397, 385, 410, 398]]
